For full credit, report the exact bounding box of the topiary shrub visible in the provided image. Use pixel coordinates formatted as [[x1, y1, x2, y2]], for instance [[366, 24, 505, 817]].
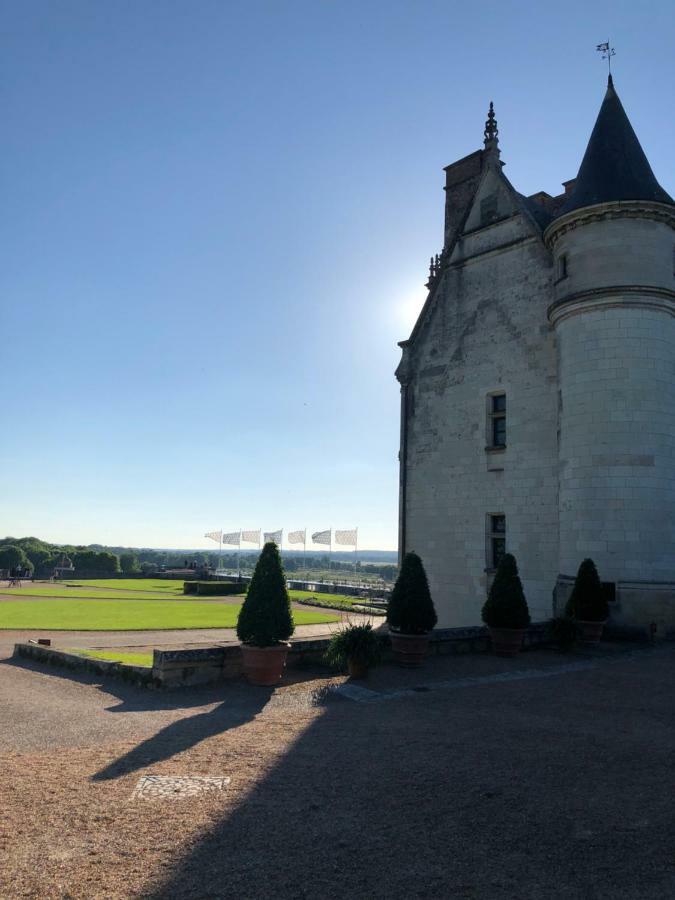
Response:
[[386, 552, 437, 634], [236, 542, 295, 647], [565, 558, 608, 623], [481, 553, 530, 629]]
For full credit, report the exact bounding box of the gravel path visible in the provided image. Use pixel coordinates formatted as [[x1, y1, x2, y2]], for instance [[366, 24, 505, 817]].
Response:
[[2, 644, 675, 898]]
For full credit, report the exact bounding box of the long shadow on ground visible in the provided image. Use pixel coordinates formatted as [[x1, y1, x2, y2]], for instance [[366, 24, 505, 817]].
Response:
[[92, 689, 272, 782], [0, 653, 250, 713], [143, 656, 675, 900]]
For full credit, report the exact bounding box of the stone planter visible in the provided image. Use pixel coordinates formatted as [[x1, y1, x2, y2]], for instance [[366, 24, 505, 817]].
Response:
[[488, 627, 526, 657], [241, 643, 290, 686], [347, 657, 369, 679], [390, 631, 430, 667], [576, 620, 605, 647]]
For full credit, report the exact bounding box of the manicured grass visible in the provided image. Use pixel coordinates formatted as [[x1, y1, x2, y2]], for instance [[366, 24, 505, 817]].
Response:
[[3, 586, 185, 601], [68, 648, 154, 667], [65, 579, 185, 593], [289, 590, 358, 605], [0, 599, 337, 631]]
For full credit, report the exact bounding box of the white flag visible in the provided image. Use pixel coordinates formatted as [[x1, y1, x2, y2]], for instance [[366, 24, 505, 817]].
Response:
[[312, 529, 332, 546], [264, 529, 283, 545], [287, 529, 306, 545], [241, 529, 261, 545], [335, 528, 357, 547], [204, 531, 222, 544], [222, 531, 241, 546]]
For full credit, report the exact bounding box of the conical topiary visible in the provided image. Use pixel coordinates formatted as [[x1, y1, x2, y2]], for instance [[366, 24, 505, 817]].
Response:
[[481, 553, 530, 629], [386, 552, 437, 634], [565, 558, 608, 623], [236, 542, 295, 647]]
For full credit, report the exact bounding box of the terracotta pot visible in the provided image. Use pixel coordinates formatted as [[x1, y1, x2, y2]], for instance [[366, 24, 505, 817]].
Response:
[[488, 627, 526, 657], [347, 657, 369, 679], [390, 631, 430, 667], [576, 620, 605, 647], [241, 643, 290, 686]]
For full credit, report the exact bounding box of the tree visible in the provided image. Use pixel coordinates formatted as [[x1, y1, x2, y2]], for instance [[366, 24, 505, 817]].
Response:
[[236, 542, 295, 647], [386, 552, 437, 634], [481, 553, 530, 629], [72, 550, 119, 574], [0, 544, 32, 573], [565, 558, 608, 623], [120, 553, 141, 574]]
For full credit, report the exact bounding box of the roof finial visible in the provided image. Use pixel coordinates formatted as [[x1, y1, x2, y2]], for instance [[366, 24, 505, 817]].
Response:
[[596, 41, 616, 84], [484, 101, 499, 156]]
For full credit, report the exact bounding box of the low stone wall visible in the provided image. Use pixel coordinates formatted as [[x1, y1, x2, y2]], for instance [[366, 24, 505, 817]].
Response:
[[13, 644, 154, 686], [152, 646, 240, 687], [13, 623, 551, 690]]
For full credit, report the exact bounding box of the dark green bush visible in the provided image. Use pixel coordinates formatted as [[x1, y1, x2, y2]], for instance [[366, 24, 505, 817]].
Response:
[[565, 558, 608, 623], [547, 616, 580, 652], [481, 553, 530, 629], [236, 543, 295, 647], [183, 581, 245, 596], [386, 552, 437, 634], [324, 623, 382, 670]]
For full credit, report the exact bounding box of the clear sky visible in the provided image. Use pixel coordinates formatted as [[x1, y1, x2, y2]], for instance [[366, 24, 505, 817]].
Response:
[[2, 0, 674, 551]]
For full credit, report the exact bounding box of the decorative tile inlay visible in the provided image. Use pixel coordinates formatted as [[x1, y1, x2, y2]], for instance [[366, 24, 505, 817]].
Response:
[[132, 775, 231, 800]]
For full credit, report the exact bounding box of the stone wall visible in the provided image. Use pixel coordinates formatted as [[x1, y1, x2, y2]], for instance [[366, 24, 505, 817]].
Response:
[[548, 206, 675, 590], [13, 625, 553, 689], [401, 172, 558, 627]]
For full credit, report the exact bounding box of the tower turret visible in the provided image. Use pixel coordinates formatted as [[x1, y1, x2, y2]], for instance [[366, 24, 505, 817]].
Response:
[[544, 77, 675, 627]]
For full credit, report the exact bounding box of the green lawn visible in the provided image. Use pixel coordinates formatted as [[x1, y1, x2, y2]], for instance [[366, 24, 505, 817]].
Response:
[[0, 599, 337, 631], [3, 582, 357, 608], [2, 586, 188, 601], [68, 648, 154, 667], [65, 578, 185, 593]]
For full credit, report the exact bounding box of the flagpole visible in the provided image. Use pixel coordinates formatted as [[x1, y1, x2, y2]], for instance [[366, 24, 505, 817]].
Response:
[[354, 527, 358, 578], [219, 534, 222, 573], [303, 530, 306, 575], [237, 530, 241, 579]]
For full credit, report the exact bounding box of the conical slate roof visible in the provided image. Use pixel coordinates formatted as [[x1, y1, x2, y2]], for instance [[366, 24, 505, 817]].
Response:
[[561, 75, 673, 215]]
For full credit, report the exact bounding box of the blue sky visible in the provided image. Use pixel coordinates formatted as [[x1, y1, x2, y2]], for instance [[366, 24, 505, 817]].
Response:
[[2, 0, 674, 550]]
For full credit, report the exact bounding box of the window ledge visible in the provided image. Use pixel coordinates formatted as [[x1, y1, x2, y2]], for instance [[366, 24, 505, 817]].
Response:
[[485, 445, 506, 453]]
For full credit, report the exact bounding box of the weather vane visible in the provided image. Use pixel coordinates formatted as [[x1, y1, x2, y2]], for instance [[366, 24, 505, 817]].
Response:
[[596, 41, 616, 75]]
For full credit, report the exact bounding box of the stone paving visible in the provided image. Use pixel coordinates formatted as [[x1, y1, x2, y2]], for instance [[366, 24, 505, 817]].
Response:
[[131, 775, 231, 801], [3, 640, 675, 898]]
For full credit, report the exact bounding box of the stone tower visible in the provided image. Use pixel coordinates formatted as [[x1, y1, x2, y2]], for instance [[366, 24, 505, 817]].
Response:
[[544, 76, 675, 628], [396, 76, 674, 632]]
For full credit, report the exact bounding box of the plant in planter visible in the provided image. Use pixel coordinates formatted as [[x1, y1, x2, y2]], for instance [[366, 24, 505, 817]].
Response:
[[565, 558, 608, 646], [236, 542, 295, 685], [386, 552, 437, 667], [324, 623, 382, 679], [547, 616, 580, 653], [481, 553, 530, 656]]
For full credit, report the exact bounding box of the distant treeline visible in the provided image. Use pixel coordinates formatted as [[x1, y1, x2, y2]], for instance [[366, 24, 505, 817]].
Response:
[[0, 536, 397, 581]]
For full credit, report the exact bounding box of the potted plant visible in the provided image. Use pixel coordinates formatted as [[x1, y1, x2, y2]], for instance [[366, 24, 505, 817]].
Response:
[[386, 552, 437, 667], [565, 558, 608, 646], [236, 542, 295, 685], [481, 553, 530, 656], [547, 616, 580, 653], [324, 623, 382, 679]]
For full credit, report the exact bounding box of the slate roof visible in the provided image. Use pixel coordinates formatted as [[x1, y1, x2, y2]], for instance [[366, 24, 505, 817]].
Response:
[[560, 76, 674, 215]]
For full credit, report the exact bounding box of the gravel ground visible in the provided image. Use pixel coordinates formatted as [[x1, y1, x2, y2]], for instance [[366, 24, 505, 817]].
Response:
[[2, 642, 675, 899]]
